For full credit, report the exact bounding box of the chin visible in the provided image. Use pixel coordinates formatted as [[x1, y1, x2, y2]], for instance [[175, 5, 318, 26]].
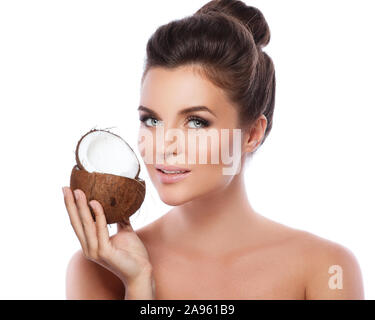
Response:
[[156, 180, 223, 206], [159, 195, 188, 206], [155, 185, 196, 206]]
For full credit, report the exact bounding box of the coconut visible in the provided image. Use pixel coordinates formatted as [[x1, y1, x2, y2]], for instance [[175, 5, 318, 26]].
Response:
[[70, 129, 145, 224]]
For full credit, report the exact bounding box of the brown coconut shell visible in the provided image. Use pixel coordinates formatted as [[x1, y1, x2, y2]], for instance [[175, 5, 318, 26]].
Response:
[[70, 128, 145, 224], [70, 165, 146, 224], [75, 128, 141, 180]]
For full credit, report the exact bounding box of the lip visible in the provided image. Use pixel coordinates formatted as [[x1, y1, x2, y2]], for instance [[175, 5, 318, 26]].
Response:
[[155, 165, 192, 184], [155, 164, 191, 172]]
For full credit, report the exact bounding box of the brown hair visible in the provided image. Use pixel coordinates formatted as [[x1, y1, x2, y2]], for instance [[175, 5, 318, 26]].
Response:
[[141, 0, 276, 151]]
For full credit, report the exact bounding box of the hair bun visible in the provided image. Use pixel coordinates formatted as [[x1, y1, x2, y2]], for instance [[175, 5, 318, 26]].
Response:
[[196, 0, 270, 49]]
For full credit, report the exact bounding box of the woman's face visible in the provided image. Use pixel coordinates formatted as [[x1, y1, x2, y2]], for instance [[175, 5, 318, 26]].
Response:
[[137, 65, 246, 206]]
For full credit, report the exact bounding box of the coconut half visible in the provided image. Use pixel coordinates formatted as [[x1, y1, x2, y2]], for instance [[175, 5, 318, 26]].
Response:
[[70, 129, 145, 224]]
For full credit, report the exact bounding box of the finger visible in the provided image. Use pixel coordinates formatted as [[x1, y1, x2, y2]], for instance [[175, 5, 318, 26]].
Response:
[[73, 189, 98, 254], [89, 200, 110, 252], [62, 187, 88, 252]]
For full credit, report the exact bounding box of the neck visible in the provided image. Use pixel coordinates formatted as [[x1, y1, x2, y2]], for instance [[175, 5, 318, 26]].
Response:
[[164, 170, 262, 258]]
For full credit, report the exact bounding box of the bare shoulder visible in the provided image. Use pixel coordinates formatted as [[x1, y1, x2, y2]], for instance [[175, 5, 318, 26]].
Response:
[[290, 229, 365, 299], [252, 215, 364, 299], [65, 249, 125, 300]]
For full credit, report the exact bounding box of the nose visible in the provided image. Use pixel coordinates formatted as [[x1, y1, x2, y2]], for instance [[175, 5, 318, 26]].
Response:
[[155, 125, 185, 162]]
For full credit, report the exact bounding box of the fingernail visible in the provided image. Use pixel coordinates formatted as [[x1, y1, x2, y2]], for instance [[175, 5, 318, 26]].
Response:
[[74, 189, 81, 200], [91, 201, 99, 212], [62, 187, 66, 197]]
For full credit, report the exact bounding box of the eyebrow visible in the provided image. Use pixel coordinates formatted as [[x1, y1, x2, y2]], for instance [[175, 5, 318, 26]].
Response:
[[138, 105, 217, 118]]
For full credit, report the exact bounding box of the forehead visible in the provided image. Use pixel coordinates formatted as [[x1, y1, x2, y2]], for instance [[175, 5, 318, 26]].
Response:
[[140, 65, 232, 113]]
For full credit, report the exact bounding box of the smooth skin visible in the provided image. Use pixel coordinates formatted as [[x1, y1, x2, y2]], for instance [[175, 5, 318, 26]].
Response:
[[64, 65, 364, 300]]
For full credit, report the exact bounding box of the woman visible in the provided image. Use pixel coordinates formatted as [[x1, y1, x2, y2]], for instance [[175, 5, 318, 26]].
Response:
[[63, 0, 364, 299]]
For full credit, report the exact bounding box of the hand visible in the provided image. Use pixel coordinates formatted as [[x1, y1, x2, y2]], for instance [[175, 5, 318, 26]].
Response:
[[62, 186, 153, 286]]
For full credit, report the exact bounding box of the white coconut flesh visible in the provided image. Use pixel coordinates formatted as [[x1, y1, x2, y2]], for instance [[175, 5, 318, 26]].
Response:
[[78, 130, 139, 179]]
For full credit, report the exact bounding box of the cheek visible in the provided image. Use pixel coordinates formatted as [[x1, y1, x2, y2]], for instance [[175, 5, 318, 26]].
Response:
[[187, 129, 238, 167], [137, 127, 156, 165], [190, 164, 230, 187], [186, 130, 240, 186]]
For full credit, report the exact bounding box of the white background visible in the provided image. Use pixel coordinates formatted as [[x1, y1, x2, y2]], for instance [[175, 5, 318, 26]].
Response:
[[0, 0, 374, 299]]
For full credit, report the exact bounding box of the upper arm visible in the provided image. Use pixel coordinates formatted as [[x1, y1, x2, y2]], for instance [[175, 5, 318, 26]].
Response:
[[65, 249, 125, 300], [305, 238, 364, 300]]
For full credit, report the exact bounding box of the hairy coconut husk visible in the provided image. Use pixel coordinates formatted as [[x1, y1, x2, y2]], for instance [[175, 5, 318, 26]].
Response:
[[70, 165, 146, 224]]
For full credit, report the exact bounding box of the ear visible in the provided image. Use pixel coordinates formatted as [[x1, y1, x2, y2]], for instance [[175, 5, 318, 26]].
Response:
[[242, 114, 267, 153]]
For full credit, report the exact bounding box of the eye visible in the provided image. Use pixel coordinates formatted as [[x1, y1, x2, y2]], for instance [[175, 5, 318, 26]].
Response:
[[139, 115, 210, 129], [186, 116, 210, 129], [139, 115, 163, 127]]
